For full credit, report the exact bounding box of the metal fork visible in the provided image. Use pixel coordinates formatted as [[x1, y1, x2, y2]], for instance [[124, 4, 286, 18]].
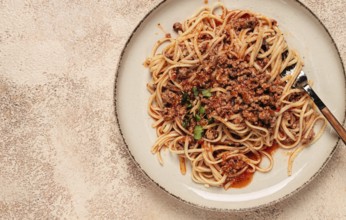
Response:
[[281, 67, 346, 144]]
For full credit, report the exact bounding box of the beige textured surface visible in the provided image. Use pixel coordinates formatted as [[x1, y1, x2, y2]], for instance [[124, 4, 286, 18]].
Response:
[[0, 0, 345, 219]]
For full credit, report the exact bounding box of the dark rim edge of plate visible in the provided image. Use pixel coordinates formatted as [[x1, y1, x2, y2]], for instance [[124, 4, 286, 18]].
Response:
[[113, 0, 346, 212]]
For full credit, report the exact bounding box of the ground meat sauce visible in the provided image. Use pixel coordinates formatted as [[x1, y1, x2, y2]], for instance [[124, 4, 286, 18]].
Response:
[[221, 155, 247, 176], [165, 54, 285, 129], [230, 14, 259, 32], [220, 153, 257, 188], [161, 90, 186, 121], [173, 22, 183, 32], [164, 53, 287, 186], [161, 16, 292, 187]]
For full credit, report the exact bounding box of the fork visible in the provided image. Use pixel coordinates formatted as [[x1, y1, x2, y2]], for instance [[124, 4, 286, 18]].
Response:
[[282, 68, 346, 144]]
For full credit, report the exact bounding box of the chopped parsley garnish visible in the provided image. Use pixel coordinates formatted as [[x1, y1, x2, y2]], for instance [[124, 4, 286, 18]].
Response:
[[181, 92, 189, 104], [182, 120, 189, 128], [182, 115, 191, 128], [199, 106, 205, 115], [193, 125, 204, 140], [195, 114, 201, 122], [202, 89, 212, 98], [192, 86, 199, 97], [208, 117, 214, 124]]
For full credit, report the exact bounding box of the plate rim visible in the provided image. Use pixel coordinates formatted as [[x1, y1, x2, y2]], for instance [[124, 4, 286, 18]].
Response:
[[114, 0, 346, 211]]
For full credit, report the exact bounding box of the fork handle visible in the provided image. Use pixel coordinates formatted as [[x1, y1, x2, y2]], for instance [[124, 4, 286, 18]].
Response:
[[321, 108, 346, 144], [304, 85, 346, 144]]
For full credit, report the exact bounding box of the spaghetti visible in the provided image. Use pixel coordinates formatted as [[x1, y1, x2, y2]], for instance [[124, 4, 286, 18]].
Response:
[[144, 4, 326, 189]]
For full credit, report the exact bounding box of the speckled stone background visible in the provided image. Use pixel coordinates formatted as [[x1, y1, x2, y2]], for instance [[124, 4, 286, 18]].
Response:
[[0, 0, 345, 219]]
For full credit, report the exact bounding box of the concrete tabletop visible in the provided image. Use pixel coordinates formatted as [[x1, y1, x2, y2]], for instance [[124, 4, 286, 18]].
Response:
[[0, 0, 345, 219]]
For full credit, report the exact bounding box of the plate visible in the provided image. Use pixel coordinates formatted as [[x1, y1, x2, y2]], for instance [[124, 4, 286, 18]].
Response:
[[115, 0, 345, 211]]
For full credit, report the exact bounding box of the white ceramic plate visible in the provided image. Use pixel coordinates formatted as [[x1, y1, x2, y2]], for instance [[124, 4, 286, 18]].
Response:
[[116, 0, 345, 211]]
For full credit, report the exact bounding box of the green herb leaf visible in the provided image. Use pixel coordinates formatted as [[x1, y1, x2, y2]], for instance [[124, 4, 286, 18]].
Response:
[[195, 114, 201, 122], [199, 106, 205, 115], [202, 89, 212, 98], [208, 117, 215, 124], [182, 115, 191, 128], [182, 120, 189, 128], [193, 125, 204, 140], [192, 87, 199, 97], [187, 103, 192, 109], [181, 92, 189, 104]]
